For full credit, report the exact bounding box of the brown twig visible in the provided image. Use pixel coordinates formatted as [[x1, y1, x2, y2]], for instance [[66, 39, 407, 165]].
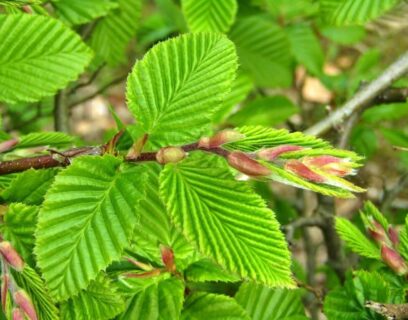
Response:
[[366, 301, 408, 320]]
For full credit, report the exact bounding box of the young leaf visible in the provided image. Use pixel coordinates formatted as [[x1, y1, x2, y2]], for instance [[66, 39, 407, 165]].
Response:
[[235, 282, 306, 320], [181, 292, 250, 320], [35, 156, 147, 300], [53, 0, 118, 26], [89, 0, 142, 65], [60, 274, 125, 320], [118, 275, 184, 320], [335, 217, 380, 260], [184, 259, 240, 283], [160, 153, 294, 287], [0, 14, 92, 104], [182, 0, 237, 33], [229, 16, 292, 87], [1, 169, 58, 205], [1, 203, 38, 265], [126, 33, 237, 147]]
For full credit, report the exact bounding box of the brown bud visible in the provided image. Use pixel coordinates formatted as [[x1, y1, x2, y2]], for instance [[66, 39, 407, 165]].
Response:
[[0, 242, 24, 271], [12, 308, 25, 320], [388, 226, 399, 247], [198, 130, 245, 149], [156, 147, 186, 164], [284, 159, 325, 183], [257, 145, 304, 161], [381, 245, 408, 275], [160, 246, 176, 273], [227, 151, 271, 177], [13, 290, 38, 320]]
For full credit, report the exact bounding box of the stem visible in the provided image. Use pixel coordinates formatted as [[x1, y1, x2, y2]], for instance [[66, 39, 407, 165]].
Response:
[[305, 51, 408, 136]]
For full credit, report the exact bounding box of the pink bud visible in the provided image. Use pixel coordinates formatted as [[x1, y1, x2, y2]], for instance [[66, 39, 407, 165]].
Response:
[[257, 145, 304, 161], [160, 246, 176, 273], [381, 245, 408, 275], [198, 130, 245, 149], [302, 156, 352, 177], [124, 269, 161, 278], [0, 138, 19, 153], [227, 152, 271, 177], [156, 147, 186, 164], [284, 159, 325, 183], [388, 226, 399, 247], [13, 290, 37, 320], [0, 242, 24, 271], [12, 308, 25, 320], [1, 274, 9, 310], [368, 229, 387, 244]]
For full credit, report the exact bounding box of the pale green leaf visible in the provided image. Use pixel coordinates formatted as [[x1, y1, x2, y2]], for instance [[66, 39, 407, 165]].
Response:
[[160, 153, 294, 287], [182, 0, 237, 33], [229, 16, 292, 87], [360, 201, 389, 232], [399, 216, 408, 261], [235, 282, 306, 320], [127, 32, 237, 147], [1, 169, 58, 205], [60, 274, 125, 320], [184, 259, 240, 283], [53, 0, 118, 26], [119, 275, 184, 320], [89, 0, 142, 65], [335, 217, 380, 259], [0, 14, 93, 103], [35, 155, 147, 300], [181, 292, 250, 320], [224, 126, 330, 152], [1, 203, 38, 265]]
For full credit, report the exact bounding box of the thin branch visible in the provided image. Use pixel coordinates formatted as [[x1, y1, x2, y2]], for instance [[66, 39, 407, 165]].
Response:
[[366, 301, 408, 320], [69, 63, 106, 94], [381, 172, 408, 212], [305, 51, 408, 136]]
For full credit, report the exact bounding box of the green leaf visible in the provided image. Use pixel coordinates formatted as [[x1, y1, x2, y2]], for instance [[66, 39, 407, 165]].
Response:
[[235, 282, 306, 320], [53, 0, 118, 26], [181, 292, 250, 320], [160, 153, 294, 287], [0, 14, 92, 104], [350, 125, 378, 158], [323, 271, 403, 320], [287, 23, 324, 76], [228, 96, 299, 127], [17, 132, 75, 149], [362, 103, 408, 123], [126, 33, 237, 147], [182, 0, 237, 33], [0, 0, 43, 7], [212, 71, 253, 124], [1, 203, 38, 265], [224, 126, 330, 152], [229, 16, 292, 87], [119, 275, 184, 320], [320, 0, 401, 26], [35, 155, 147, 300], [360, 201, 389, 232], [184, 259, 240, 283], [320, 25, 366, 44], [89, 0, 142, 66], [380, 127, 408, 148], [335, 217, 380, 260], [11, 265, 59, 320], [61, 274, 125, 320], [1, 169, 58, 205]]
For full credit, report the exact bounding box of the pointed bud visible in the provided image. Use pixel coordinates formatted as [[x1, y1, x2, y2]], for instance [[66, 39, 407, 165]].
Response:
[[160, 246, 176, 273], [13, 290, 38, 320], [123, 268, 161, 279], [12, 308, 25, 320], [0, 138, 19, 153], [302, 156, 353, 177], [284, 159, 325, 183], [198, 130, 245, 149], [381, 245, 408, 275], [156, 147, 186, 164], [0, 242, 24, 271], [227, 151, 271, 177], [368, 229, 387, 245], [257, 145, 304, 161], [388, 226, 399, 247], [1, 274, 9, 310]]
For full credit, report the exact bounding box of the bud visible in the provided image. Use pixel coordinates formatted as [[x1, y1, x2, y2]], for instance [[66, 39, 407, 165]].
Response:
[[1, 274, 9, 310], [388, 226, 399, 247], [368, 229, 387, 245], [126, 257, 152, 271], [257, 145, 304, 161], [198, 130, 245, 149], [156, 147, 186, 164], [0, 242, 24, 271], [302, 156, 353, 177], [284, 159, 325, 183], [227, 151, 271, 177], [0, 138, 19, 154], [123, 268, 161, 279], [160, 246, 176, 273], [381, 245, 408, 275], [13, 290, 38, 320], [12, 308, 25, 320]]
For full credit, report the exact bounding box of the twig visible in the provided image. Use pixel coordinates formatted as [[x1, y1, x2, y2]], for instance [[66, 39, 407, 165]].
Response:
[[381, 173, 408, 213], [366, 301, 408, 320], [54, 90, 69, 133], [305, 51, 408, 136], [69, 63, 106, 94], [283, 216, 324, 242]]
